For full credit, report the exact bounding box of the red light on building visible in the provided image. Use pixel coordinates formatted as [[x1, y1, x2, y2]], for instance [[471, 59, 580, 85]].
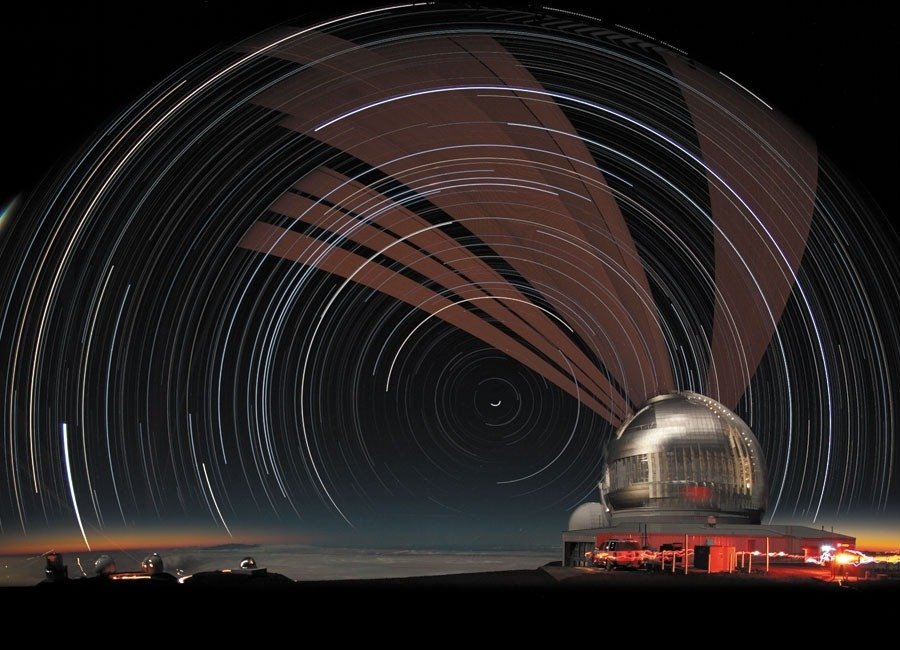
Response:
[[681, 485, 713, 502]]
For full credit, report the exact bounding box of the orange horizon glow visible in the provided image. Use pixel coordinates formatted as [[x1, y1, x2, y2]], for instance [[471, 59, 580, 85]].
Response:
[[0, 528, 307, 556], [847, 529, 900, 553], [3, 524, 899, 556], [771, 519, 900, 553]]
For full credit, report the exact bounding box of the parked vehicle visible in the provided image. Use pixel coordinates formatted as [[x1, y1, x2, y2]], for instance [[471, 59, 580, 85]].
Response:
[[588, 539, 643, 569]]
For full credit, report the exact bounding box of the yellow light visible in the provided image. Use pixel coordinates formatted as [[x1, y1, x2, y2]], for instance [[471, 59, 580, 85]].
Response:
[[110, 573, 151, 580]]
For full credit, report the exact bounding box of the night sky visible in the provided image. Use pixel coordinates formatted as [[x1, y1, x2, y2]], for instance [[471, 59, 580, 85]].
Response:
[[1, 2, 898, 553]]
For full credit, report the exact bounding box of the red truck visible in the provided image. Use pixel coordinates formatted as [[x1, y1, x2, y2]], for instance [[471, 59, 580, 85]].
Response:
[[586, 539, 644, 569]]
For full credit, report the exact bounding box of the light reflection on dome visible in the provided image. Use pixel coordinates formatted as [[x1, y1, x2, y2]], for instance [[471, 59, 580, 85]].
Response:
[[601, 391, 766, 524]]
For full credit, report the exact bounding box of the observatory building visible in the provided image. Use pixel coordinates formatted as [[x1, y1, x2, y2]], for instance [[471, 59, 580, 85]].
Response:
[[563, 392, 854, 566]]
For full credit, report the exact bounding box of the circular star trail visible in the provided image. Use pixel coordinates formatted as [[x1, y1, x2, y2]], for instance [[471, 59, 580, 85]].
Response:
[[0, 4, 896, 548]]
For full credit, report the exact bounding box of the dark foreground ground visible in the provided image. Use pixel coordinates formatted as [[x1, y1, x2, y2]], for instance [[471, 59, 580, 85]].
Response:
[[9, 569, 886, 641], [7, 564, 898, 605], [4, 568, 896, 634]]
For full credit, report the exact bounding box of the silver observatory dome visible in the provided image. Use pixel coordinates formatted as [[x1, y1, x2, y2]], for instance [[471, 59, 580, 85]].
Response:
[[601, 391, 766, 524]]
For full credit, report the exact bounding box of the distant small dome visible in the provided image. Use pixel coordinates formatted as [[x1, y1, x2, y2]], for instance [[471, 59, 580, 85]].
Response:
[[142, 553, 164, 574], [94, 554, 116, 575], [601, 391, 766, 524], [568, 501, 609, 530]]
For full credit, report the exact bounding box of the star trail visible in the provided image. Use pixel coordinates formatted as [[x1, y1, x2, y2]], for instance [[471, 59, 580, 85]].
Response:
[[0, 4, 897, 551]]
